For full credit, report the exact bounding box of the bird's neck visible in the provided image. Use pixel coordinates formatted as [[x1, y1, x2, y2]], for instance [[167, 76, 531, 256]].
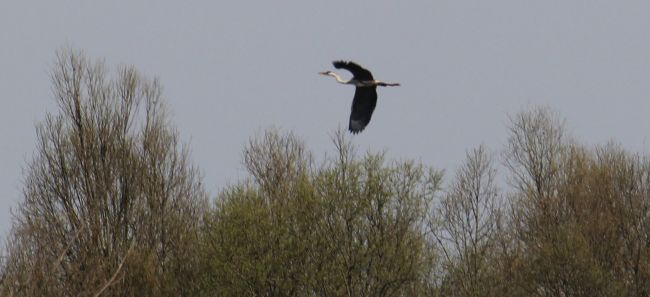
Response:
[[330, 73, 349, 84]]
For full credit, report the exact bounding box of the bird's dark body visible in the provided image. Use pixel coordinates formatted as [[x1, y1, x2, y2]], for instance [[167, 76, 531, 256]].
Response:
[[322, 60, 399, 134], [332, 61, 377, 134], [348, 86, 377, 134]]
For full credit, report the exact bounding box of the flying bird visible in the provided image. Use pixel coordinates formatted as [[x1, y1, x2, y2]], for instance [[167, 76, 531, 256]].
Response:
[[319, 61, 400, 134]]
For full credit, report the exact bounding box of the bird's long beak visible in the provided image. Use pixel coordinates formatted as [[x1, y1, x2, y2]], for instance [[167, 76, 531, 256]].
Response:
[[318, 71, 329, 75]]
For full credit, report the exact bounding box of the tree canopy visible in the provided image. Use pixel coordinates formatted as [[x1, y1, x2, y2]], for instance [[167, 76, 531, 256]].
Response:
[[1, 51, 648, 297]]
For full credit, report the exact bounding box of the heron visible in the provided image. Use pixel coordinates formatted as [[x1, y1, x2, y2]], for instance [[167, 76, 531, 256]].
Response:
[[319, 60, 400, 134]]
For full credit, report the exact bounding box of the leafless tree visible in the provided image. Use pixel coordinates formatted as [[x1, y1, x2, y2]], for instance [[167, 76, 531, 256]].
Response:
[[431, 146, 502, 297], [504, 106, 566, 200], [0, 49, 207, 297]]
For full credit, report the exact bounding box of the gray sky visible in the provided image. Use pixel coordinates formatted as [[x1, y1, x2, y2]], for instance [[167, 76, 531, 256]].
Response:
[[1, 0, 648, 238]]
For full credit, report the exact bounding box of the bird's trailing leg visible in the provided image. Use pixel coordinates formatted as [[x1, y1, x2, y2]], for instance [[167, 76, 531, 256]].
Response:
[[376, 81, 400, 87]]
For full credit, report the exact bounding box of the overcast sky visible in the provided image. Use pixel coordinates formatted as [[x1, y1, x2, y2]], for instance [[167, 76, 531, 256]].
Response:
[[1, 0, 648, 238]]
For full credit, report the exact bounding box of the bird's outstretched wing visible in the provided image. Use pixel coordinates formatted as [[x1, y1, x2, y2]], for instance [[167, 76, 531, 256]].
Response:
[[333, 61, 374, 81], [349, 87, 378, 134]]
